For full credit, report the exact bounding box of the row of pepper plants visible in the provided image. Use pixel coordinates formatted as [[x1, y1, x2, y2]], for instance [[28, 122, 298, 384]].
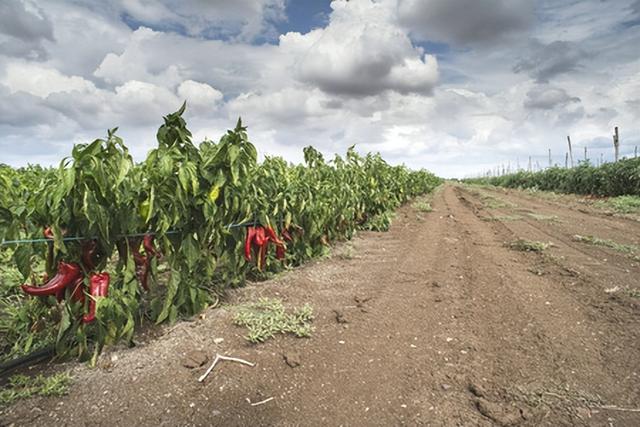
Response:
[[0, 104, 441, 363], [466, 158, 640, 196]]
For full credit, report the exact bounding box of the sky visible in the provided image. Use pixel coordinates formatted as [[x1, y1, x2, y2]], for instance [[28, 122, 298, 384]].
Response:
[[0, 0, 638, 178]]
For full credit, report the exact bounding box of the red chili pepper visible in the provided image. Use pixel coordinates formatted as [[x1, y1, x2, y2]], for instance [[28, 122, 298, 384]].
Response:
[[258, 241, 268, 271], [265, 226, 286, 261], [264, 226, 284, 246], [253, 227, 266, 246], [281, 228, 292, 242], [135, 256, 149, 291], [43, 226, 67, 239], [250, 226, 269, 270], [70, 277, 86, 303], [21, 262, 82, 297], [80, 240, 98, 271], [129, 238, 149, 290], [244, 226, 256, 261], [43, 227, 54, 239], [56, 276, 85, 303], [83, 272, 110, 324], [143, 234, 160, 259]]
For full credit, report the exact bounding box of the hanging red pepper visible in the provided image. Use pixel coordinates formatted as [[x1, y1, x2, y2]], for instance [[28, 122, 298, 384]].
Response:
[[43, 226, 67, 239], [55, 276, 85, 303], [127, 234, 160, 291], [265, 226, 286, 261], [69, 277, 86, 303], [21, 261, 82, 297], [43, 227, 54, 240], [254, 227, 267, 271], [254, 226, 266, 246], [244, 226, 256, 261], [82, 272, 110, 324], [264, 226, 284, 246], [129, 237, 149, 290], [80, 240, 98, 271], [245, 226, 287, 270], [143, 234, 160, 259], [281, 228, 293, 242]]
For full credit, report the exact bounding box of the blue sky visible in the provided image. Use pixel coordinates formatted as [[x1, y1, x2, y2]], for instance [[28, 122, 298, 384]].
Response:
[[0, 0, 638, 177], [276, 0, 332, 35]]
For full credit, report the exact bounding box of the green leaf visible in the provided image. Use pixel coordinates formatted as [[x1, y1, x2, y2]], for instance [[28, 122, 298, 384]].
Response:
[[156, 269, 180, 324], [13, 245, 33, 278]]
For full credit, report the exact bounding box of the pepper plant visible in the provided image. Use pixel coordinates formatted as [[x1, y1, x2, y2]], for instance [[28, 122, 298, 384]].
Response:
[[0, 104, 441, 362]]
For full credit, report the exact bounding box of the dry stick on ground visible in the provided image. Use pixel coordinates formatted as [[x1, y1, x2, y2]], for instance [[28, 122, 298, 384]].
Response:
[[593, 405, 640, 413], [198, 354, 255, 382], [248, 397, 274, 406]]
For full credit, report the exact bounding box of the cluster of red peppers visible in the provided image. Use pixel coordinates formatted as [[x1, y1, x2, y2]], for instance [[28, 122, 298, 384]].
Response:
[[20, 229, 161, 325], [244, 226, 291, 271], [21, 229, 110, 323], [129, 234, 161, 291]]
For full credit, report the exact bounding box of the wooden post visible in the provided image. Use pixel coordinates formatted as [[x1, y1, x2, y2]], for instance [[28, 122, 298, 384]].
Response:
[[613, 127, 619, 162], [548, 148, 552, 168], [567, 136, 574, 167]]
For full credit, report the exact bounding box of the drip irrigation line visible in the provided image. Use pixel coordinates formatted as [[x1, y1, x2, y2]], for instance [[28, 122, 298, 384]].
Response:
[[1, 219, 289, 246], [0, 230, 180, 247], [0, 345, 55, 377]]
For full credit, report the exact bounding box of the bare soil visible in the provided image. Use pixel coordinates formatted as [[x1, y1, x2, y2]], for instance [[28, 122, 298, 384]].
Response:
[[2, 183, 639, 426]]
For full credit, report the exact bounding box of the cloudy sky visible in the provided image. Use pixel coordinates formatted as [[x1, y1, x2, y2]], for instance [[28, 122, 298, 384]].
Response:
[[0, 0, 638, 177]]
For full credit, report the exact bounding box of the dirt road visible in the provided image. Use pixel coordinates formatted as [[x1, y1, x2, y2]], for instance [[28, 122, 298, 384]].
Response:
[[2, 183, 639, 426]]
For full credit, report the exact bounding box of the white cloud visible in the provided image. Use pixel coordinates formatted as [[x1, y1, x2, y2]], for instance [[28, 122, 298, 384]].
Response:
[[177, 80, 224, 111], [3, 62, 96, 97], [288, 0, 438, 96], [398, 0, 534, 45], [0, 0, 54, 60], [93, 26, 281, 95], [524, 86, 580, 110], [115, 0, 286, 40]]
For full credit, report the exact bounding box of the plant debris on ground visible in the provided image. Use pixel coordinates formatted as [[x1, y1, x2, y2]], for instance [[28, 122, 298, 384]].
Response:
[[0, 372, 71, 406], [507, 239, 550, 253], [412, 200, 433, 213], [573, 235, 639, 255], [232, 298, 313, 343]]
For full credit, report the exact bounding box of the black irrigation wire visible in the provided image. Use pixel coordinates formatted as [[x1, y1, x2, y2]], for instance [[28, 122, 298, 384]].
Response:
[[0, 346, 55, 377], [1, 217, 288, 246], [0, 231, 180, 247]]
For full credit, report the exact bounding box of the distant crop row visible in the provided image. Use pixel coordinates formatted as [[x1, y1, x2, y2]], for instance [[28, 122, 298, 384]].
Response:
[[467, 158, 640, 196], [0, 104, 441, 362]]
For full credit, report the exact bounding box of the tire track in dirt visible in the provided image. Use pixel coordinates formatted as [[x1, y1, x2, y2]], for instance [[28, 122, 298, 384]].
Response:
[[477, 186, 640, 250], [454, 185, 640, 425], [457, 186, 640, 313], [481, 187, 640, 234]]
